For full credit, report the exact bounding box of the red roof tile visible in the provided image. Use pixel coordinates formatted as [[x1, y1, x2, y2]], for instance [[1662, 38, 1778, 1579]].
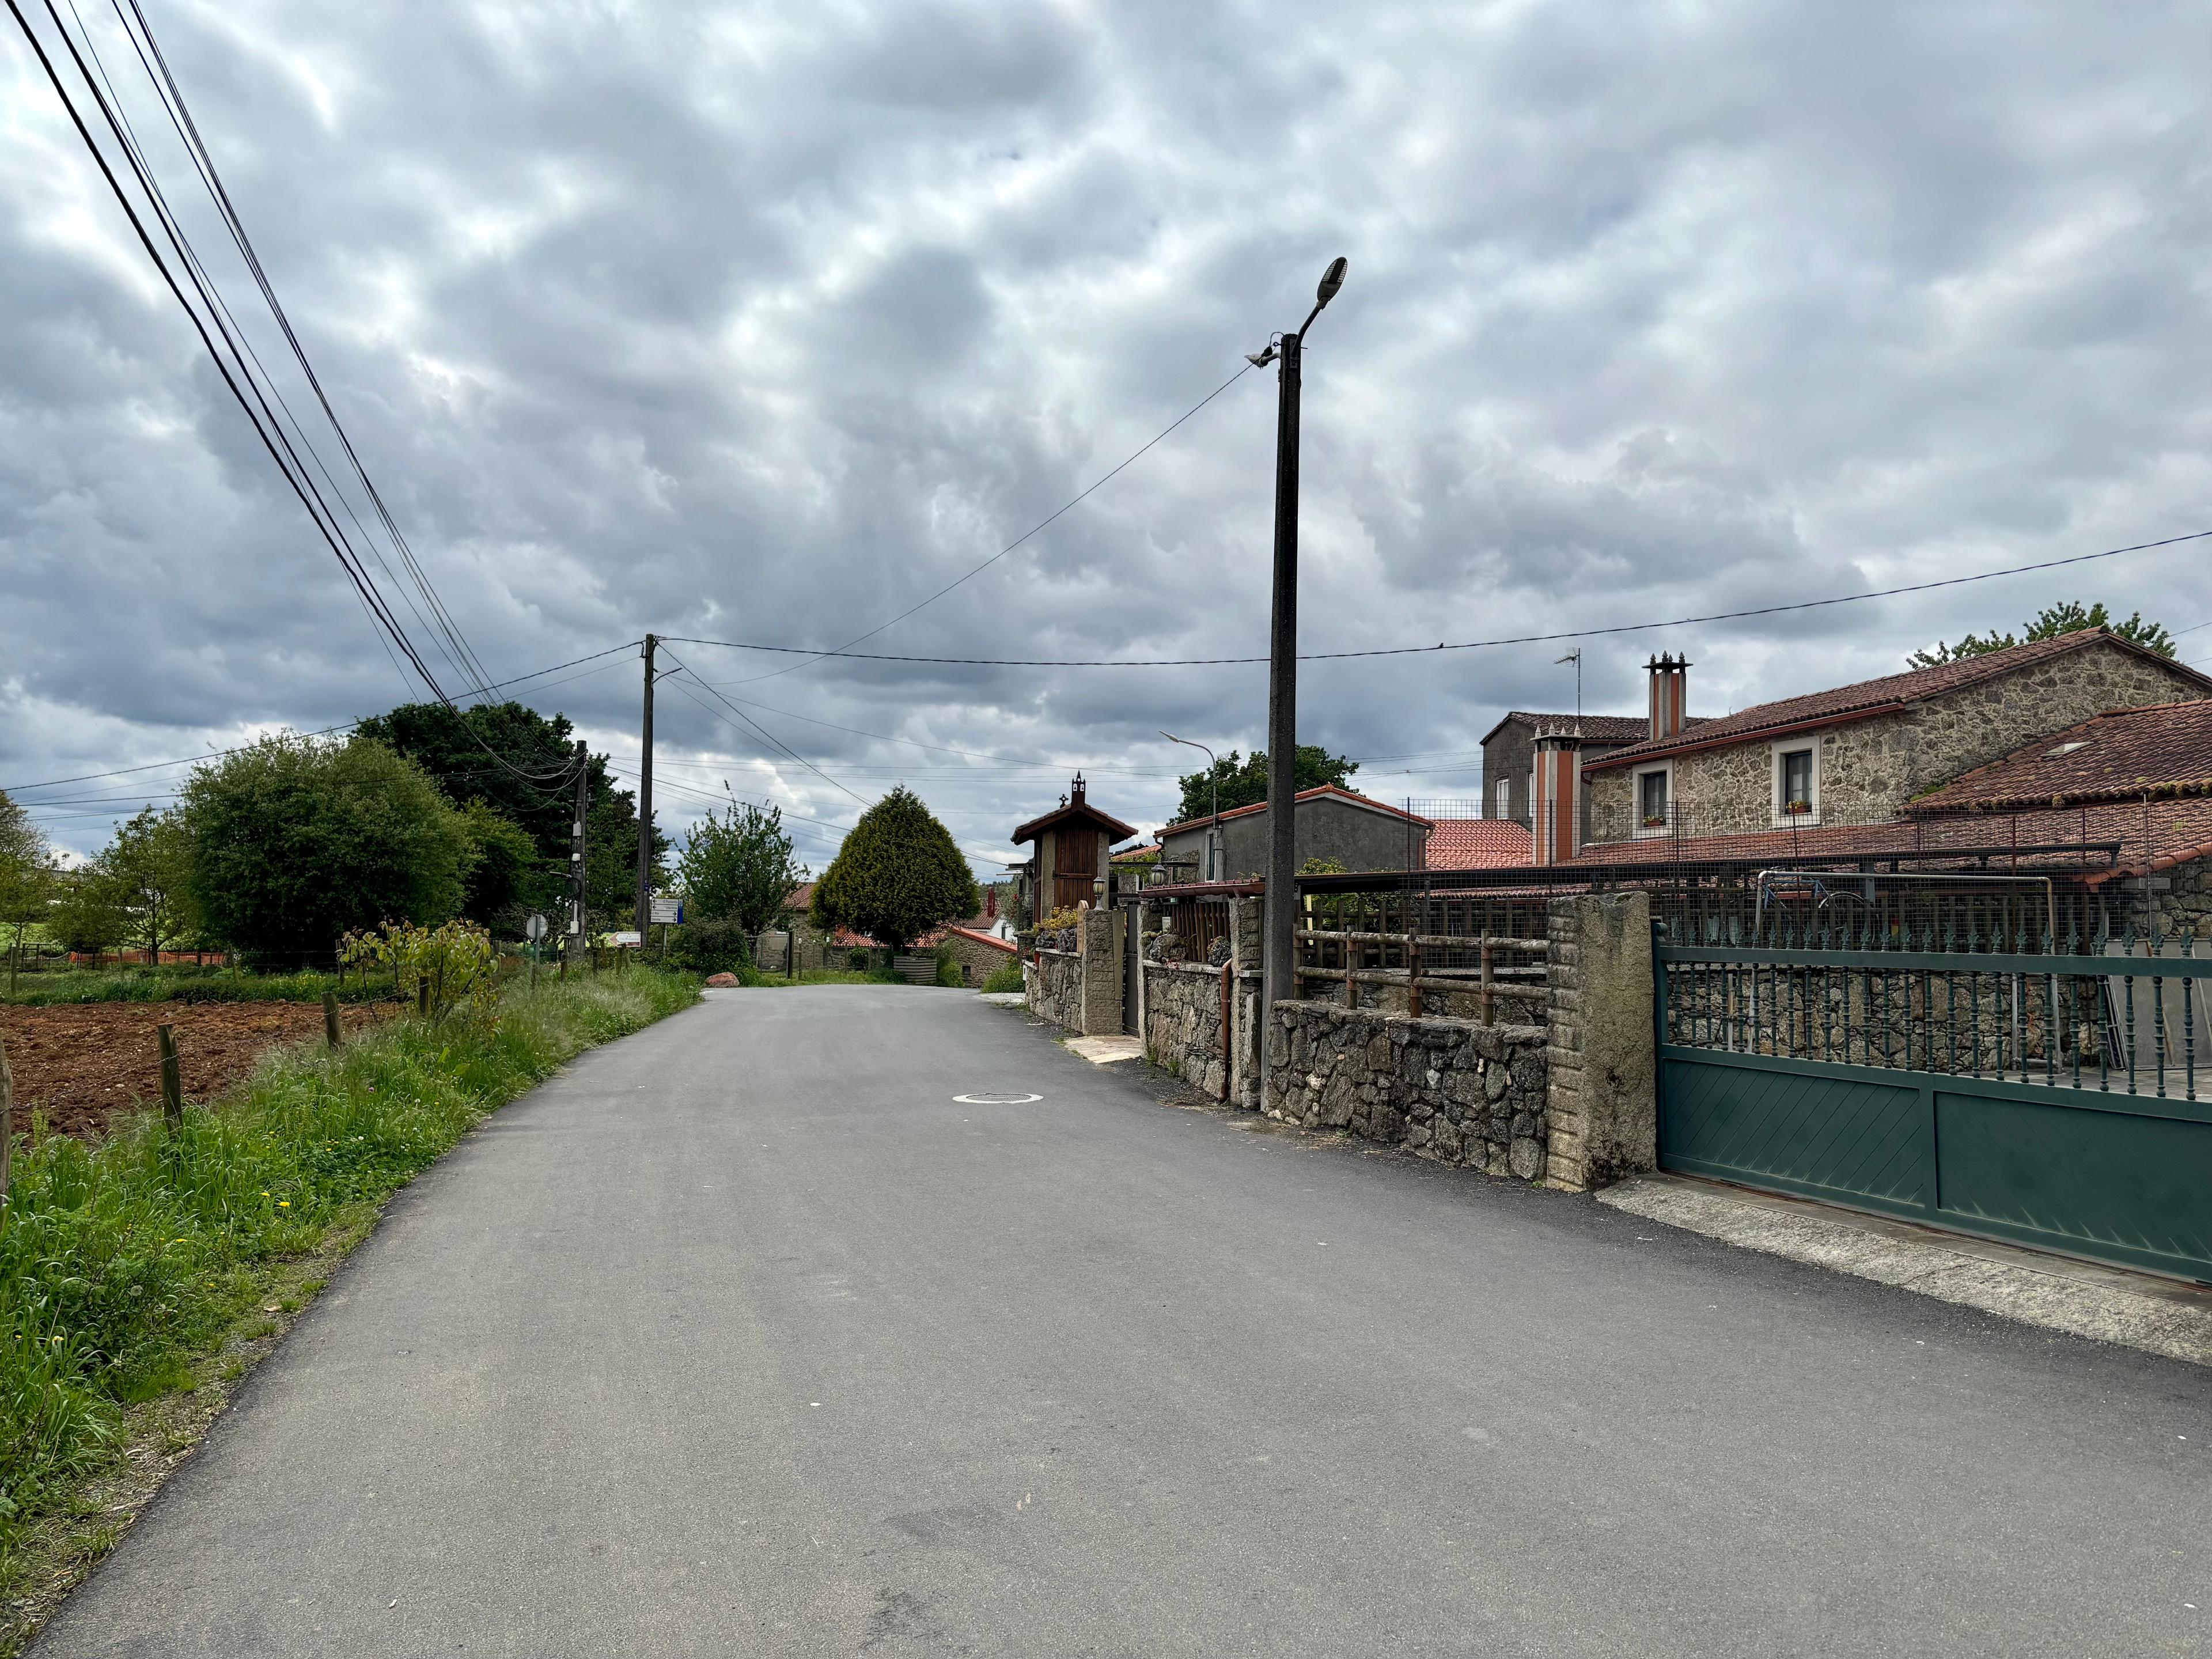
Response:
[[1906, 698, 2212, 813], [1480, 712, 1713, 747], [1586, 630, 2212, 771], [1570, 797, 2212, 884], [1425, 819, 1533, 869]]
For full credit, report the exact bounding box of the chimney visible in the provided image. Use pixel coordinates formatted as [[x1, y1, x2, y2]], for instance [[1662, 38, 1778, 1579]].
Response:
[[1646, 653, 1690, 743], [1531, 726, 1584, 867]]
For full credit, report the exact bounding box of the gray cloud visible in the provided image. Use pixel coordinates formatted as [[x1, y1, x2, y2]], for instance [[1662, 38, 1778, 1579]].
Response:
[[4, 0, 2210, 864]]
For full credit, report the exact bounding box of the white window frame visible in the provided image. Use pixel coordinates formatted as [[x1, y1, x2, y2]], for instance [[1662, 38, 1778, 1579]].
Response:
[[1632, 762, 1675, 839], [1493, 777, 1512, 820], [1770, 737, 1821, 827]]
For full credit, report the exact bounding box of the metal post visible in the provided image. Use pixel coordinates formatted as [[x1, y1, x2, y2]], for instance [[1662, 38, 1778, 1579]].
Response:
[[635, 633, 656, 936], [1262, 327, 1302, 1057]]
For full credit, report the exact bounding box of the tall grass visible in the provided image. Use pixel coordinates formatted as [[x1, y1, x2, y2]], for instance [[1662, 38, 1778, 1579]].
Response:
[[1, 966, 389, 1007], [0, 968, 696, 1559]]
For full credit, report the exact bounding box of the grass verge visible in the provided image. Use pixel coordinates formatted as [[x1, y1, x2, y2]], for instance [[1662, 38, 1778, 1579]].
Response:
[[0, 967, 698, 1650], [1, 967, 389, 1008]]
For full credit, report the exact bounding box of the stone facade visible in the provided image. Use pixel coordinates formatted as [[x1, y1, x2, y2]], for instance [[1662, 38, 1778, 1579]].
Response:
[[2141, 860, 2212, 940], [1264, 1003, 1550, 1179], [939, 927, 1016, 986], [1025, 910, 1124, 1036], [1586, 638, 2202, 840]]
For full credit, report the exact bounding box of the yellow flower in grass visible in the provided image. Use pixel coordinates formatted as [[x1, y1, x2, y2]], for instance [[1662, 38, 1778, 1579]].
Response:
[[278, 1200, 290, 1209]]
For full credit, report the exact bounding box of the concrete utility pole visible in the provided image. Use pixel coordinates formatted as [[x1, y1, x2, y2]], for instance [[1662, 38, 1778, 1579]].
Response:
[[569, 738, 590, 950], [635, 633, 656, 936], [1253, 256, 1347, 1085]]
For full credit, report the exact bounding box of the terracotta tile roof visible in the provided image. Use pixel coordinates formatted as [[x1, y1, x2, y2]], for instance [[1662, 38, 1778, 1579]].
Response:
[[1586, 629, 2212, 771], [1112, 842, 1161, 862], [1482, 711, 1714, 747], [1158, 784, 1434, 838], [1569, 796, 2212, 885], [1425, 818, 1533, 869], [1011, 793, 1138, 846], [944, 925, 1017, 953], [1906, 698, 2212, 813]]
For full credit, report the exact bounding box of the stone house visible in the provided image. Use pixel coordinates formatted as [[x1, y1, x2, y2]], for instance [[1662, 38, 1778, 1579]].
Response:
[[1479, 713, 1662, 825], [1156, 785, 1431, 881], [1580, 630, 2211, 850]]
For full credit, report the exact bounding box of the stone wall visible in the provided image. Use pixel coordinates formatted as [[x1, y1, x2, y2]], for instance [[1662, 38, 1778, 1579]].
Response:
[[1586, 638, 2203, 838], [1145, 962, 1233, 1098], [1027, 949, 1083, 1030], [1264, 1003, 1551, 1179]]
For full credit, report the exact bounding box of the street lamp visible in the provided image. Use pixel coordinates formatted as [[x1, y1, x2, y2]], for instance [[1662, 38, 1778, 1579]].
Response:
[[1251, 255, 1347, 1078], [1160, 731, 1220, 882]]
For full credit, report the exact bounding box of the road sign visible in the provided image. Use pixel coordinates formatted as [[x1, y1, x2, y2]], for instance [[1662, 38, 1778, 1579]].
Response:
[[524, 913, 547, 942], [610, 930, 642, 947], [650, 897, 681, 925]]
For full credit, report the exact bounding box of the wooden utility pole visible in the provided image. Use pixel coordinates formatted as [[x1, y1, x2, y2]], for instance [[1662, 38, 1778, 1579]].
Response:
[[636, 634, 657, 936], [569, 738, 590, 957], [323, 988, 342, 1050]]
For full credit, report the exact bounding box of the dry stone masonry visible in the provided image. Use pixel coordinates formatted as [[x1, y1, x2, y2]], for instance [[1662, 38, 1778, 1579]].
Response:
[[1264, 1005, 1551, 1179]]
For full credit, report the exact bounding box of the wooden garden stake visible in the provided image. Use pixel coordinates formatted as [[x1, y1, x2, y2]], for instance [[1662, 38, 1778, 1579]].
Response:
[[157, 1022, 183, 1131], [324, 988, 342, 1051], [1, 1035, 13, 1221]]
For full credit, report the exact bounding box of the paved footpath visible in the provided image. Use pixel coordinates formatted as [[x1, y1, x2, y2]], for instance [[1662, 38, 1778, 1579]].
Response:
[[35, 988, 2211, 1657]]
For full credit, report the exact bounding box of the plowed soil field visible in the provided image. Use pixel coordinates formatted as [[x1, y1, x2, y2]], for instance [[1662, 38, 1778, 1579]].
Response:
[[0, 1000, 397, 1141]]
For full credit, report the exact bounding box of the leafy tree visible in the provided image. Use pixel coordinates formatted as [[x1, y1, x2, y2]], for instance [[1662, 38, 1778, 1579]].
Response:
[[676, 802, 803, 934], [179, 733, 472, 965], [0, 789, 56, 985], [1910, 602, 2177, 668], [1174, 745, 1358, 823], [104, 806, 200, 961], [356, 699, 668, 918], [456, 801, 539, 926], [809, 786, 978, 953], [47, 864, 128, 955]]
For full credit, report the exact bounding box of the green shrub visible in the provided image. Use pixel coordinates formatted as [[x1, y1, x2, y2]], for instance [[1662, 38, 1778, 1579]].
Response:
[[846, 947, 872, 971], [664, 919, 753, 976], [934, 947, 963, 988], [1, 967, 387, 1007], [0, 969, 695, 1568], [981, 959, 1024, 994]]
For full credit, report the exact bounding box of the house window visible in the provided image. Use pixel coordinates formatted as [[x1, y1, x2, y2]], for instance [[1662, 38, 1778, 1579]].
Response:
[[1633, 764, 1673, 838], [1493, 778, 1512, 820], [1774, 744, 1818, 823]]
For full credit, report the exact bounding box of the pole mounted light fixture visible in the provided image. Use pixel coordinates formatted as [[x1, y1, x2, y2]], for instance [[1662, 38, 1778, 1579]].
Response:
[[1160, 731, 1222, 883], [1257, 255, 1349, 1095]]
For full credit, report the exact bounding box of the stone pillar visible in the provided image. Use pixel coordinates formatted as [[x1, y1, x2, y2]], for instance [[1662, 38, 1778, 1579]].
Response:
[[1080, 908, 1122, 1036], [1544, 891, 1656, 1191]]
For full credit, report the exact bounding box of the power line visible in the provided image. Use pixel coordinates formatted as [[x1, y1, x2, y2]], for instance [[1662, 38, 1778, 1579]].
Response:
[[713, 361, 1259, 688], [1, 642, 641, 796], [654, 647, 873, 808], [666, 529, 2212, 669]]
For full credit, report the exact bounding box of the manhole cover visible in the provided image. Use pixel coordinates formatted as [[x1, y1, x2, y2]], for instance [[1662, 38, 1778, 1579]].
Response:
[[953, 1092, 1042, 1105]]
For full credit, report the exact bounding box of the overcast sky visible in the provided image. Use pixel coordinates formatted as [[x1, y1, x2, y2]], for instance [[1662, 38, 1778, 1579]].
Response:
[[5, 0, 2210, 874]]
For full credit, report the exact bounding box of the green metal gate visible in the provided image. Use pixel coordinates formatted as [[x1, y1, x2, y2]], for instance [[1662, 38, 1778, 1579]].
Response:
[[1654, 926, 2212, 1283]]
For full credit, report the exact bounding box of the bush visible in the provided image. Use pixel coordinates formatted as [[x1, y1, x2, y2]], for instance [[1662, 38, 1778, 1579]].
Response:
[[664, 918, 753, 976], [981, 959, 1024, 994], [180, 734, 472, 965], [846, 948, 871, 971], [809, 787, 978, 953], [934, 946, 963, 988]]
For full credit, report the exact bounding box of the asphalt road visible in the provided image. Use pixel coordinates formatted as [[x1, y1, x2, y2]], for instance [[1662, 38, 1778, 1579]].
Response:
[[35, 988, 2211, 1657]]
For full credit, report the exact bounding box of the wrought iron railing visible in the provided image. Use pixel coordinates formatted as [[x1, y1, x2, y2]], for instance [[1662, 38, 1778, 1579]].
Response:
[[1658, 917, 2209, 1099]]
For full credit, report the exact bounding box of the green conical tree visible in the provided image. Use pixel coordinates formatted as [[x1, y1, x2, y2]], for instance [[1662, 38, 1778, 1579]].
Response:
[[810, 787, 979, 955]]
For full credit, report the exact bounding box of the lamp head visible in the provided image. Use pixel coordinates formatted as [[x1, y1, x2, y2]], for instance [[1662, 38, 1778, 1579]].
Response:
[[1315, 255, 1347, 306]]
